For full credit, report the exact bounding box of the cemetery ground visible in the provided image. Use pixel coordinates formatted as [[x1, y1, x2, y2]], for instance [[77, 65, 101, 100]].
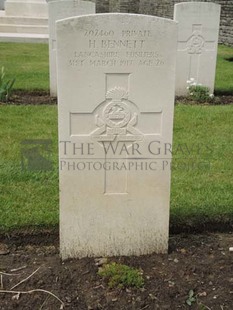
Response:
[[0, 42, 233, 309]]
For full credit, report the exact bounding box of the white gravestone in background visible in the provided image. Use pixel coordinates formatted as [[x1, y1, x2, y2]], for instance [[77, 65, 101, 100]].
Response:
[[5, 0, 48, 17], [57, 14, 177, 259], [48, 0, 95, 96], [174, 2, 221, 96]]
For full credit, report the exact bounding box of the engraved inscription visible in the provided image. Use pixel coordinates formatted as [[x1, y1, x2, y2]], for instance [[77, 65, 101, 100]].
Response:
[[85, 29, 152, 38], [68, 28, 164, 68], [84, 29, 115, 37], [91, 39, 145, 49]]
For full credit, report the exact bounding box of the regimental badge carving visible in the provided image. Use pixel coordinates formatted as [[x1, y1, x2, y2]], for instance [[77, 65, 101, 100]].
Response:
[[103, 88, 130, 129], [186, 30, 205, 54], [91, 87, 143, 142]]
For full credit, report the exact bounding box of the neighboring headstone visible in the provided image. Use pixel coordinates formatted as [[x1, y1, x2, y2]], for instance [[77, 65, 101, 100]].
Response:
[[48, 0, 95, 96], [174, 2, 221, 96], [5, 0, 48, 17], [57, 13, 177, 259]]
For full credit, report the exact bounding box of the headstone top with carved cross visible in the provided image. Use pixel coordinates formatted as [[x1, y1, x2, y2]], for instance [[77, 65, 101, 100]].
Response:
[[57, 13, 177, 259], [48, 0, 95, 96], [174, 2, 221, 96]]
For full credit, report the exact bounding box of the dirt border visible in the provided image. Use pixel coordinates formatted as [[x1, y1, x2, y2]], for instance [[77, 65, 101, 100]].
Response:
[[0, 91, 233, 106], [0, 233, 232, 309], [1, 222, 233, 248]]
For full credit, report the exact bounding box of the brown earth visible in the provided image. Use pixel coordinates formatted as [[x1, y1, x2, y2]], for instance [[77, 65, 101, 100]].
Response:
[[2, 91, 57, 105], [0, 91, 233, 105], [0, 232, 232, 310]]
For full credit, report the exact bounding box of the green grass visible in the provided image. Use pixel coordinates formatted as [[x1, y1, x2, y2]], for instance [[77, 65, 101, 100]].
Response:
[[0, 43, 233, 94], [0, 43, 49, 91], [0, 106, 58, 230], [0, 105, 232, 232], [0, 42, 232, 232], [171, 104, 233, 229], [215, 44, 233, 94]]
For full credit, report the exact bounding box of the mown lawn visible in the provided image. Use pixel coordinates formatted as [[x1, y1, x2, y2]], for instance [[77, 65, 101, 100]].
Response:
[[0, 106, 58, 231], [171, 104, 233, 229], [0, 43, 49, 91], [0, 105, 232, 232], [0, 42, 232, 232], [215, 44, 233, 94]]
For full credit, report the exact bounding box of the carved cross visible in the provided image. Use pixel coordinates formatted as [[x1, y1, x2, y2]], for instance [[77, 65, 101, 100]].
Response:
[[70, 73, 162, 195], [178, 24, 215, 81]]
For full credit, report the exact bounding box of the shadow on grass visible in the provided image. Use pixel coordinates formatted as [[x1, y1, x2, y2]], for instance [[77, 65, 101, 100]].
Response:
[[214, 89, 233, 96]]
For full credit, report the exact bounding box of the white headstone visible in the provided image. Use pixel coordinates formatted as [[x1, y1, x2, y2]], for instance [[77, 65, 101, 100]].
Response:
[[57, 13, 177, 259], [48, 0, 95, 96], [174, 2, 221, 96], [5, 0, 48, 17]]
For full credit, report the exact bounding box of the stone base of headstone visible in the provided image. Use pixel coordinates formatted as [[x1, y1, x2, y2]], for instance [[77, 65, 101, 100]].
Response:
[[0, 31, 48, 42], [0, 0, 48, 42], [5, 0, 48, 17], [0, 15, 47, 34]]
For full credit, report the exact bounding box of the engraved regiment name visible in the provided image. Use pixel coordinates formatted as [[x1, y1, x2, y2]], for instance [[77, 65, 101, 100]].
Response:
[[69, 28, 165, 68]]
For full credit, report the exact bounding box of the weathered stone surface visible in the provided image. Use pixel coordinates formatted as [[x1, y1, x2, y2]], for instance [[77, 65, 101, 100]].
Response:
[[57, 13, 176, 259], [48, 0, 95, 96], [5, 0, 48, 17], [174, 2, 221, 95]]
